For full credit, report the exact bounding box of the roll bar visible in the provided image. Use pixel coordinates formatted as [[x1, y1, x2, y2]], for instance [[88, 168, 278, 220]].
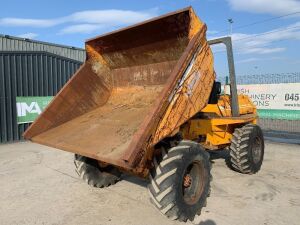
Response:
[[208, 37, 240, 117]]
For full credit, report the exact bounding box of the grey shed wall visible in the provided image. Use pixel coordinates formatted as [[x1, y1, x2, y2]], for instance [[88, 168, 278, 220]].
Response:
[[0, 35, 85, 143]]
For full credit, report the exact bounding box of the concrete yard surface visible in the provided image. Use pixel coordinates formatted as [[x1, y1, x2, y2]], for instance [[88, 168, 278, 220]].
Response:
[[0, 141, 299, 225]]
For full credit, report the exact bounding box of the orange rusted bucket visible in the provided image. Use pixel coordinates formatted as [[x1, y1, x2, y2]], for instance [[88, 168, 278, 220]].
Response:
[[24, 7, 215, 173]]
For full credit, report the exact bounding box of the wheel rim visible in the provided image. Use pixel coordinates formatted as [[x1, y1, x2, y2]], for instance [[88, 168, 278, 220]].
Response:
[[182, 160, 206, 205], [252, 136, 262, 164]]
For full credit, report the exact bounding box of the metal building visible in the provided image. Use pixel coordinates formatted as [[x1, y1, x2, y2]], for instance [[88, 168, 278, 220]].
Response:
[[0, 35, 85, 143]]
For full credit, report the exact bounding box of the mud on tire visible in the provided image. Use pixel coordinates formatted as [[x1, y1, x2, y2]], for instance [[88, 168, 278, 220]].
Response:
[[228, 124, 264, 174], [74, 154, 121, 188], [148, 140, 211, 222]]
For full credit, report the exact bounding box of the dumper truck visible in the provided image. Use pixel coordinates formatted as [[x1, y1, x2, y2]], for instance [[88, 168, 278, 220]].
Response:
[[24, 7, 264, 222]]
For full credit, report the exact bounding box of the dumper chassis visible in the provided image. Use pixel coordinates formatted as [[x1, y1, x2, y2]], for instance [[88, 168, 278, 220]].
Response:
[[25, 7, 264, 222]]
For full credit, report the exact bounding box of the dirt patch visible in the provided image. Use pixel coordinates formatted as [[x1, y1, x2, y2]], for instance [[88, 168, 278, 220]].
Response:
[[33, 85, 164, 166], [108, 86, 164, 107]]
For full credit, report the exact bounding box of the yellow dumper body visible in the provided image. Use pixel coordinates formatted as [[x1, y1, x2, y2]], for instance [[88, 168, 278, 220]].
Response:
[[24, 8, 217, 172], [24, 7, 263, 222], [24, 7, 257, 176]]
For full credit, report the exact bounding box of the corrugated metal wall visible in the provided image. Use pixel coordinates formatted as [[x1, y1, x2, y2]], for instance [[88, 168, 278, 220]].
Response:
[[0, 51, 82, 143], [0, 35, 86, 62]]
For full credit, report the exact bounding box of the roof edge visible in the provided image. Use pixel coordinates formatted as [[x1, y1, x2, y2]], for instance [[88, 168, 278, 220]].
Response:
[[0, 34, 85, 51]]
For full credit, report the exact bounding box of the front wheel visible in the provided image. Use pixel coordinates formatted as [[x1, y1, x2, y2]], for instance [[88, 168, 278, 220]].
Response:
[[74, 154, 121, 188], [148, 140, 211, 222], [228, 124, 264, 174]]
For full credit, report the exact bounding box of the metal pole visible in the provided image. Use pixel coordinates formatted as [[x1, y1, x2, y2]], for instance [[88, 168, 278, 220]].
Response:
[[208, 37, 240, 117]]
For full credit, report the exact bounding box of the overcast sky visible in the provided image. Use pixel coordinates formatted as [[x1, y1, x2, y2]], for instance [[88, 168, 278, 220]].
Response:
[[0, 0, 299, 76]]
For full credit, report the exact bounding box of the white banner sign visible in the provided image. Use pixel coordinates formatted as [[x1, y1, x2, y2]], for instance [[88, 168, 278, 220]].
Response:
[[237, 83, 300, 110]]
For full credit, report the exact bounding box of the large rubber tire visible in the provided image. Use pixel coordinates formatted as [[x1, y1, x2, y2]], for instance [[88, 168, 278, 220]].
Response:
[[228, 124, 264, 174], [148, 140, 211, 222], [74, 154, 121, 188]]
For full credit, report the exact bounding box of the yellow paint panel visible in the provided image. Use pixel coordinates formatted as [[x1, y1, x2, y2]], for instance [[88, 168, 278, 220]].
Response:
[[152, 39, 216, 144]]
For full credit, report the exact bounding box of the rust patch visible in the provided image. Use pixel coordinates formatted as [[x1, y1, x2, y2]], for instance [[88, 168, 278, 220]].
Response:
[[24, 7, 216, 175], [32, 85, 164, 168]]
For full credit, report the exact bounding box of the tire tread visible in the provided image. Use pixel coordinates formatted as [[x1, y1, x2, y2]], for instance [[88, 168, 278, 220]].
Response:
[[228, 124, 264, 174], [148, 140, 211, 222]]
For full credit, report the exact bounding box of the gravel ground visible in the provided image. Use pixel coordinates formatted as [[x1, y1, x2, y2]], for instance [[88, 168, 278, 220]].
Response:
[[0, 141, 299, 225]]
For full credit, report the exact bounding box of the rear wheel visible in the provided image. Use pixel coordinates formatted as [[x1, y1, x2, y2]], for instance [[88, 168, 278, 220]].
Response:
[[74, 154, 121, 187], [228, 124, 264, 174], [148, 140, 211, 222]]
